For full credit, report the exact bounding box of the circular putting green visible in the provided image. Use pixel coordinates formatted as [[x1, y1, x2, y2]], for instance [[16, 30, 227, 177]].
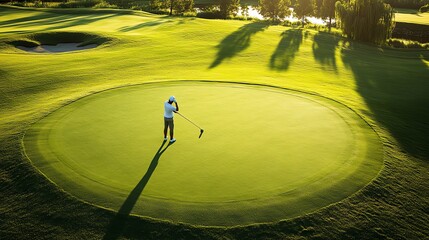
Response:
[[24, 81, 383, 226]]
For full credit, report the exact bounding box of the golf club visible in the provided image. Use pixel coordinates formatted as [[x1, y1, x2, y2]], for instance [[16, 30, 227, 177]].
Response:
[[176, 112, 204, 138]]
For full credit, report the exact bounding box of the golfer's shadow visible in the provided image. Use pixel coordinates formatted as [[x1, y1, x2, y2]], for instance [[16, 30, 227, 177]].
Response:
[[103, 140, 173, 240]]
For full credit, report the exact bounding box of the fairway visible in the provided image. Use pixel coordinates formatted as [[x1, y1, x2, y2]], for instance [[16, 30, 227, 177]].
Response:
[[395, 8, 429, 25], [24, 81, 382, 226]]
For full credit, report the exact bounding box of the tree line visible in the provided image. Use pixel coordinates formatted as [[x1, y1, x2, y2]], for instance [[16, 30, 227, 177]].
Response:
[[141, 0, 398, 45], [1, 0, 405, 45], [257, 0, 395, 45], [148, 0, 194, 15]]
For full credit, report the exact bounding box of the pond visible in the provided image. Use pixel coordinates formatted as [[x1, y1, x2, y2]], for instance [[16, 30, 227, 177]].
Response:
[[197, 5, 328, 25]]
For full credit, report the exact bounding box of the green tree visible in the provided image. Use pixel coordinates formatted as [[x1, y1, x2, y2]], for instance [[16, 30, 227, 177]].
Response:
[[177, 0, 194, 14], [258, 0, 291, 22], [168, 0, 175, 15], [336, 0, 395, 44], [149, 0, 163, 12], [164, 0, 194, 15], [320, 0, 336, 30], [294, 0, 315, 25], [241, 3, 249, 18], [314, 0, 323, 16], [217, 0, 240, 19]]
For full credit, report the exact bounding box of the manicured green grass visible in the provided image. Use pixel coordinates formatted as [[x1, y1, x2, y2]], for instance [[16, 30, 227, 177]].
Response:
[[395, 8, 429, 25], [23, 82, 382, 226], [1, 5, 428, 239]]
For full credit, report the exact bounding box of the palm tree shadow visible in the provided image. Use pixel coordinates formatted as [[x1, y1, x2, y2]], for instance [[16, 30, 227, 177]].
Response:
[[269, 29, 303, 71], [209, 21, 268, 69], [103, 140, 173, 240]]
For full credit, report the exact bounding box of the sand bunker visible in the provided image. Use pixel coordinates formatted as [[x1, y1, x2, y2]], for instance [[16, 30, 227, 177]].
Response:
[[6, 32, 110, 54], [17, 43, 98, 53]]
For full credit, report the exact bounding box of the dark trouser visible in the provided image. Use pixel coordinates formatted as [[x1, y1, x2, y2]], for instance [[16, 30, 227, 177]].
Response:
[[164, 117, 174, 138]]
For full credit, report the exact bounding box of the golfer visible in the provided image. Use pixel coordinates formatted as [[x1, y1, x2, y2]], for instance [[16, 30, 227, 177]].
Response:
[[164, 96, 179, 143]]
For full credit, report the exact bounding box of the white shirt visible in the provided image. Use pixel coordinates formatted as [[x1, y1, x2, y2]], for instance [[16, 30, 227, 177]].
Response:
[[164, 101, 176, 118]]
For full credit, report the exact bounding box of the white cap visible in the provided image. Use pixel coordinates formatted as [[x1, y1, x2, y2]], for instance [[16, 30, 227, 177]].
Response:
[[169, 96, 175, 102]]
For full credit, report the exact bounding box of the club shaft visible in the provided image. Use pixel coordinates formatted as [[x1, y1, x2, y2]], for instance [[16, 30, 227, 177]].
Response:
[[177, 112, 201, 130]]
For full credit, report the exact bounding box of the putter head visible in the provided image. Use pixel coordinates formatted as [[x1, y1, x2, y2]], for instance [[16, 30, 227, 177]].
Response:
[[199, 129, 204, 138]]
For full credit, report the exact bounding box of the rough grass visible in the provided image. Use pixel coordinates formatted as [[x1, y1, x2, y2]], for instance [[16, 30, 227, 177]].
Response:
[[0, 6, 428, 239]]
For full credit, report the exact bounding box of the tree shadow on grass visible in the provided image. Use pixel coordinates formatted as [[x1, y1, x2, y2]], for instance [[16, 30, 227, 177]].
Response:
[[119, 19, 173, 32], [342, 44, 429, 160], [209, 21, 268, 69], [43, 14, 120, 31], [0, 10, 119, 31], [269, 29, 303, 71], [103, 140, 174, 240], [0, 10, 62, 27], [312, 32, 341, 73], [177, 18, 195, 25]]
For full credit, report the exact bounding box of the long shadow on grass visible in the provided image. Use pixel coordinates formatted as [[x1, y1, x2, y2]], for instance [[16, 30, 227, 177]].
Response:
[[0, 10, 119, 31], [312, 32, 340, 73], [0, 11, 62, 27], [342, 44, 429, 160], [103, 140, 173, 240], [269, 29, 303, 71], [43, 14, 120, 31], [209, 21, 268, 69], [119, 19, 172, 32]]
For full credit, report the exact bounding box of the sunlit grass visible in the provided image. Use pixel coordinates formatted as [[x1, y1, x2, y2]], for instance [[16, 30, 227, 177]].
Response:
[[0, 6, 428, 239], [395, 8, 429, 25]]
